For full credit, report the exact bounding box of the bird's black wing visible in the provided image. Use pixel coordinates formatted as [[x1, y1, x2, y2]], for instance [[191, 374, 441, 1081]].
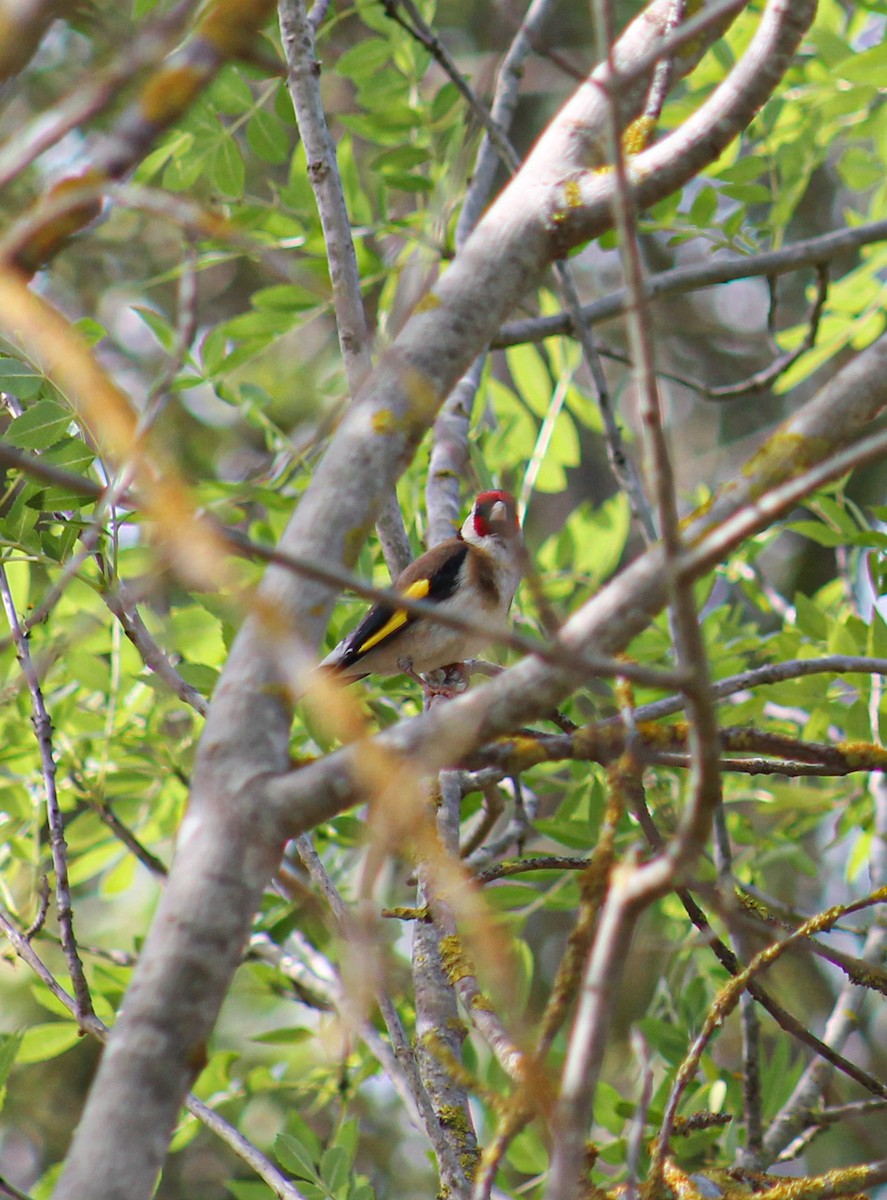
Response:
[[334, 539, 468, 671]]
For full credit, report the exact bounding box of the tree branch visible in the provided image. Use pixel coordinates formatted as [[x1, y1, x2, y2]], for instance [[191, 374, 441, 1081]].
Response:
[[495, 220, 887, 348]]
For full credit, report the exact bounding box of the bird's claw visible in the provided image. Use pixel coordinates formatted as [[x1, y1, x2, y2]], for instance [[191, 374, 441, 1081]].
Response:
[[421, 662, 469, 700], [397, 659, 469, 701]]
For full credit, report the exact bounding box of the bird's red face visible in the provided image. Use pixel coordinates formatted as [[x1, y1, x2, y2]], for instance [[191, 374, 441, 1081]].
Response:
[[472, 490, 519, 539]]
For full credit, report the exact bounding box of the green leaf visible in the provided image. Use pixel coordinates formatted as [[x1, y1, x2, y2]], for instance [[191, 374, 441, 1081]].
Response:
[[534, 411, 580, 493], [484, 882, 539, 910], [0, 358, 44, 398], [161, 136, 205, 191], [336, 38, 392, 82], [168, 605, 225, 665], [338, 111, 419, 146], [786, 520, 847, 547], [504, 344, 553, 417], [211, 66, 255, 115], [1, 489, 40, 546], [210, 135, 246, 198], [247, 111, 290, 164], [532, 815, 596, 850], [169, 1110, 201, 1153], [320, 1146, 350, 1194], [430, 82, 460, 122], [715, 156, 767, 183], [334, 1117, 359, 1165], [371, 145, 430, 171], [870, 611, 887, 659], [720, 182, 771, 203], [251, 284, 324, 311], [846, 829, 872, 882], [275, 1132, 319, 1181], [507, 1124, 548, 1175], [828, 618, 859, 657], [350, 1183, 375, 1200], [42, 436, 96, 476], [595, 1081, 632, 1136], [381, 172, 434, 193], [838, 147, 884, 192], [74, 317, 107, 346], [1, 560, 29, 615], [636, 1016, 689, 1065], [130, 306, 176, 351], [689, 184, 718, 226], [251, 1027, 313, 1045], [30, 983, 78, 1019], [29, 437, 97, 509], [226, 1182, 277, 1200], [0, 1032, 23, 1108], [839, 41, 887, 86], [5, 400, 71, 450], [806, 28, 853, 69], [138, 133, 186, 184], [286, 1113, 322, 1159], [17, 1022, 83, 1063], [794, 592, 829, 640]]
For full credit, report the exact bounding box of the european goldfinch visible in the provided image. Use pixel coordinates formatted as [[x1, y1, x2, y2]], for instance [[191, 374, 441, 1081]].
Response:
[[321, 490, 523, 689]]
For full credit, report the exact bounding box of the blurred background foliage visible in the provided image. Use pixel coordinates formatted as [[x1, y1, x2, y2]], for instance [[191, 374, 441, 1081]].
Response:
[[0, 0, 886, 1197]]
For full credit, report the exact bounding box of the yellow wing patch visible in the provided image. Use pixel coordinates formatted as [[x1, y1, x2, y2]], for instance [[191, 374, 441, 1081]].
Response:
[[356, 578, 430, 655]]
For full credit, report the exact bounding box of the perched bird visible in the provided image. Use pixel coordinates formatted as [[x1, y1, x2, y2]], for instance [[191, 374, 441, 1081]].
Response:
[[321, 490, 523, 693]]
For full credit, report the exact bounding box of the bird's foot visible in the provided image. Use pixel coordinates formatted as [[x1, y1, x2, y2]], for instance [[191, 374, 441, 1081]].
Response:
[[396, 657, 422, 685], [398, 658, 469, 703], [421, 662, 470, 701]]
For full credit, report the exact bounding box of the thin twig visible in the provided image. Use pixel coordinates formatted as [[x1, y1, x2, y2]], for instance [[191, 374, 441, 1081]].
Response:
[[280, 0, 371, 385], [433, 0, 554, 533], [495, 220, 887, 348], [553, 259, 657, 541], [23, 875, 51, 941], [279, 0, 411, 577], [712, 802, 764, 1166], [0, 904, 310, 1200], [775, 1099, 887, 1163], [705, 263, 830, 401], [761, 770, 887, 1160], [625, 653, 887, 727], [639, 0, 685, 126], [100, 588, 209, 715], [413, 0, 662, 542], [90, 799, 171, 880], [601, 0, 748, 99], [627, 788, 887, 1105], [383, 0, 520, 173], [624, 1031, 654, 1200], [425, 358, 483, 548], [0, 1175, 34, 1200], [456, 0, 560, 241], [411, 773, 476, 1198], [293, 835, 472, 1190], [0, 564, 94, 1022], [653, 885, 887, 1169]]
